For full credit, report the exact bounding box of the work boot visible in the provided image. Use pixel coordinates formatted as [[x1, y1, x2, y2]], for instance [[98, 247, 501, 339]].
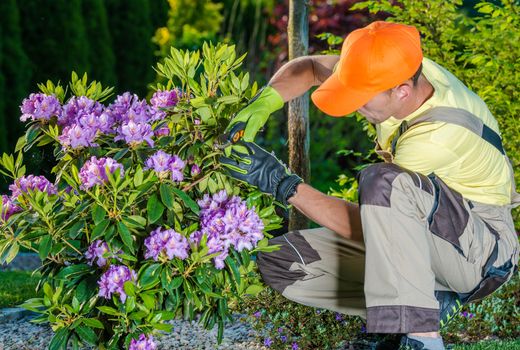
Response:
[[399, 335, 445, 350]]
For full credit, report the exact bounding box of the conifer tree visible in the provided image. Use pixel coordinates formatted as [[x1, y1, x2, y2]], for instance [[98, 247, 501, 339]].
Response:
[[105, 0, 155, 97], [19, 0, 90, 90], [82, 0, 117, 86], [0, 0, 32, 149]]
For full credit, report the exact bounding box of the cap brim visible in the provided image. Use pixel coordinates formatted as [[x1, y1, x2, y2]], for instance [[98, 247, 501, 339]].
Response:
[[311, 73, 378, 117]]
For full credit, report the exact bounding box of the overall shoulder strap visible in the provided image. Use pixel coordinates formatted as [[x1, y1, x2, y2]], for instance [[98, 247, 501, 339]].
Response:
[[391, 106, 505, 155]]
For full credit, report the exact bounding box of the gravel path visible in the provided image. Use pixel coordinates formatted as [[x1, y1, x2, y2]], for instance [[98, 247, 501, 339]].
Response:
[[1, 254, 270, 349], [0, 313, 269, 350]]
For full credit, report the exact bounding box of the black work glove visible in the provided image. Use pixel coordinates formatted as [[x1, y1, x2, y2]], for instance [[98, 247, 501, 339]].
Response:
[[220, 141, 303, 206]]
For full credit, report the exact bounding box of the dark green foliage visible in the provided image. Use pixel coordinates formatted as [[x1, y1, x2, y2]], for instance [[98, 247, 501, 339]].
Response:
[[148, 0, 170, 31], [0, 0, 32, 151], [81, 0, 117, 86], [105, 0, 155, 97], [18, 0, 90, 90], [0, 26, 6, 155]]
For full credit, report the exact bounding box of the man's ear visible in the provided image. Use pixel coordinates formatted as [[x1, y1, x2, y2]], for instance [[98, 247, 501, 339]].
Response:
[[392, 82, 413, 101]]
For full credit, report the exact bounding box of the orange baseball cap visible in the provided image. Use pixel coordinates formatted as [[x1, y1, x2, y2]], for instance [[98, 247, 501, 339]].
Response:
[[311, 21, 423, 117]]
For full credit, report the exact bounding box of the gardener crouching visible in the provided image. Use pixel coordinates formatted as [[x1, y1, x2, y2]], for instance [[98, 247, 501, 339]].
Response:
[[220, 21, 519, 350]]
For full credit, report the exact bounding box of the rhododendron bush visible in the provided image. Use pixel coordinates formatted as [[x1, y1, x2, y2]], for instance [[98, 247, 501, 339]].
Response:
[[0, 43, 282, 350]]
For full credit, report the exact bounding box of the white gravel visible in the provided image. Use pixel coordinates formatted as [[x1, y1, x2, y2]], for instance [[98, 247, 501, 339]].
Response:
[[0, 313, 269, 350]]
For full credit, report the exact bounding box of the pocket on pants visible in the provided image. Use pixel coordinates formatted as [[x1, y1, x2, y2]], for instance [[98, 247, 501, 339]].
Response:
[[427, 174, 471, 257]]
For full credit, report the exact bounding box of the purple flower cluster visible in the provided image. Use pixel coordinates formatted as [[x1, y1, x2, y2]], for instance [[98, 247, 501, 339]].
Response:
[[1, 195, 21, 221], [145, 150, 185, 182], [460, 311, 476, 319], [189, 190, 264, 269], [129, 334, 157, 350], [109, 92, 167, 147], [98, 265, 136, 303], [144, 227, 190, 261], [150, 89, 179, 120], [9, 175, 58, 198], [58, 96, 110, 149], [79, 156, 124, 190], [190, 164, 201, 177], [20, 93, 62, 122], [85, 240, 111, 267]]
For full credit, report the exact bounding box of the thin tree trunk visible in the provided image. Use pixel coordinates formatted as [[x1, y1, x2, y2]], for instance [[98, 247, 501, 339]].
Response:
[[287, 0, 309, 231]]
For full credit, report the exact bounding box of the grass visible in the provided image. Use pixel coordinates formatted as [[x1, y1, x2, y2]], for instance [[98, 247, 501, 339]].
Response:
[[454, 339, 520, 349], [0, 271, 41, 308]]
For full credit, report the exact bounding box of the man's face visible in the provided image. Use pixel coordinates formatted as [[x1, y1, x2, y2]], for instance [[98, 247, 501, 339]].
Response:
[[357, 89, 397, 124]]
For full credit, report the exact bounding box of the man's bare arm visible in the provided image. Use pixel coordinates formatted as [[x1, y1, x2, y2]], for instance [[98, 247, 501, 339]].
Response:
[[268, 55, 340, 102], [288, 183, 363, 242]]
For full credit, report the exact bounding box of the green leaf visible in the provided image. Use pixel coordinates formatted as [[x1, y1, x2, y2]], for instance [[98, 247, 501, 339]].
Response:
[[141, 293, 155, 310], [56, 264, 91, 280], [91, 219, 110, 240], [92, 204, 106, 225], [49, 328, 69, 350], [244, 284, 264, 296], [4, 242, 19, 264], [139, 264, 162, 290], [123, 280, 136, 297], [38, 236, 52, 260], [82, 318, 104, 329], [225, 256, 241, 288], [169, 276, 183, 290], [147, 194, 165, 224], [75, 325, 98, 345], [117, 222, 134, 253], [68, 221, 85, 239], [170, 187, 200, 215], [97, 306, 120, 316], [123, 215, 146, 229], [160, 183, 175, 210]]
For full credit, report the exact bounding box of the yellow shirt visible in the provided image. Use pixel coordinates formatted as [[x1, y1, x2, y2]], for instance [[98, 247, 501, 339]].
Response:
[[376, 58, 512, 205]]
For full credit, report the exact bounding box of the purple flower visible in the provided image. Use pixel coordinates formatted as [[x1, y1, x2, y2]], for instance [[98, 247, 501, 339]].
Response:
[[335, 312, 343, 321], [169, 155, 185, 182], [58, 123, 98, 149], [145, 150, 172, 174], [129, 334, 157, 350], [144, 227, 190, 261], [190, 164, 201, 177], [292, 342, 299, 350], [154, 126, 170, 137], [361, 324, 367, 333], [253, 310, 262, 318], [85, 240, 111, 267], [20, 93, 62, 122], [115, 120, 154, 147], [98, 265, 136, 303], [315, 309, 321, 315], [1, 195, 21, 221], [280, 335, 288, 343], [150, 89, 179, 109], [9, 175, 57, 198], [60, 96, 107, 128], [277, 327, 283, 333], [145, 151, 185, 182], [79, 156, 124, 190], [263, 338, 272, 347], [189, 190, 264, 269]]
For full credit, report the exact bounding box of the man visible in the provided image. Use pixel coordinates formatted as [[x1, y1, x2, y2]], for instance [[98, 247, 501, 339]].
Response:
[[220, 21, 519, 350]]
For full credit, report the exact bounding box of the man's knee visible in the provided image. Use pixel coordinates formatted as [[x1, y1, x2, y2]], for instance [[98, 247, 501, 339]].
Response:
[[256, 231, 320, 294], [357, 163, 428, 207]]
